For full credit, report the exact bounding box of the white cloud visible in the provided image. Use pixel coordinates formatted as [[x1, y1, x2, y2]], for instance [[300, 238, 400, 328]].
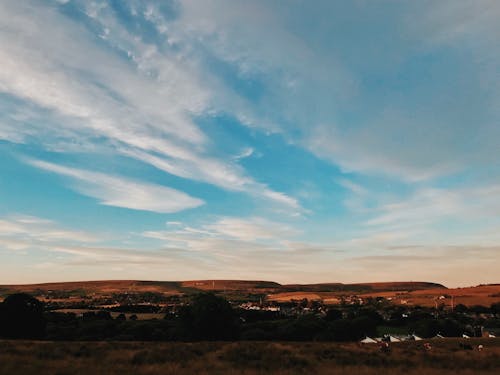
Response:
[[1, 1, 499, 286], [122, 148, 300, 210], [166, 221, 182, 226], [206, 217, 296, 241], [27, 159, 204, 213], [337, 178, 368, 196], [302, 1, 500, 181], [3, 0, 495, 190], [0, 214, 99, 251], [325, 182, 500, 255], [1, 212, 498, 286], [173, 0, 499, 182], [0, 1, 300, 211], [144, 216, 297, 244], [366, 184, 500, 230], [233, 147, 254, 160], [306, 120, 462, 182]]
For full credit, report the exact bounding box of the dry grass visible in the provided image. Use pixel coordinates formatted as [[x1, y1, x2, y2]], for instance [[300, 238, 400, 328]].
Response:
[[0, 338, 498, 375]]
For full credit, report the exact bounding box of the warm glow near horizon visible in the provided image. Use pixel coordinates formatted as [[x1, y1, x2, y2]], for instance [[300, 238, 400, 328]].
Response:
[[0, 1, 499, 287]]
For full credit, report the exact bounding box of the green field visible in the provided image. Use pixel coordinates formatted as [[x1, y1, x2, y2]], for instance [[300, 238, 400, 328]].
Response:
[[0, 338, 498, 375]]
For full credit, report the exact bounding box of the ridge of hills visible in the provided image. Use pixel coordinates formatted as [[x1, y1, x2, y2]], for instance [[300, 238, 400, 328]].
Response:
[[1, 280, 499, 307], [0, 279, 446, 295]]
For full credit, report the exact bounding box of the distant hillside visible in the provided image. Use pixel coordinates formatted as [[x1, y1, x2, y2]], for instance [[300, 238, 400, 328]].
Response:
[[3, 280, 498, 307], [281, 281, 446, 293], [359, 284, 500, 307], [180, 280, 281, 291], [0, 279, 445, 297], [0, 280, 196, 297], [354, 281, 446, 291]]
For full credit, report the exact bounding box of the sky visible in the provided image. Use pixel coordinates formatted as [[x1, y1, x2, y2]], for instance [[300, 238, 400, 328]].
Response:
[[0, 0, 499, 287]]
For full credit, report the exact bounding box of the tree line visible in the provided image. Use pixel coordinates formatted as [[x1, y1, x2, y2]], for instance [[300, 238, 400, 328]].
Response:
[[1, 293, 499, 341]]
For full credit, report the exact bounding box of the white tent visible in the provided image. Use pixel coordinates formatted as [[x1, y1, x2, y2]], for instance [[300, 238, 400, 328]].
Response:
[[462, 334, 470, 339], [388, 335, 401, 342], [360, 336, 378, 344], [489, 333, 496, 338], [411, 334, 423, 341]]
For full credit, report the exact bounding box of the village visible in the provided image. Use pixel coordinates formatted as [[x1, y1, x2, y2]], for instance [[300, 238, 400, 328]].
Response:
[[6, 286, 492, 344]]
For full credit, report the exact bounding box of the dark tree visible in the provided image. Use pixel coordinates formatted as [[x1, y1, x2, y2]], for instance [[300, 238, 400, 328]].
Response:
[[328, 320, 356, 341], [0, 293, 45, 339], [278, 315, 327, 341], [179, 293, 239, 340], [491, 302, 500, 316], [410, 318, 440, 338], [325, 308, 343, 321], [454, 304, 468, 313]]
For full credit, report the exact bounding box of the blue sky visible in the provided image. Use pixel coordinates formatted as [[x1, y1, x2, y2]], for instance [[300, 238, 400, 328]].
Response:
[[0, 0, 499, 286]]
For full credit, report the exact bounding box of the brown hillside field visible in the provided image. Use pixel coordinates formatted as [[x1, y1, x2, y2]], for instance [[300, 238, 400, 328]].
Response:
[[280, 281, 444, 293], [360, 284, 500, 307], [0, 279, 444, 295], [0, 280, 282, 296], [0, 338, 498, 375], [353, 281, 446, 291], [0, 280, 185, 294], [1, 280, 498, 307], [267, 292, 324, 302], [180, 280, 281, 292]]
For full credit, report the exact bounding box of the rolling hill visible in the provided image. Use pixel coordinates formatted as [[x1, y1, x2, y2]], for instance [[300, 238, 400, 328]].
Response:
[[1, 280, 499, 306], [0, 279, 444, 296]]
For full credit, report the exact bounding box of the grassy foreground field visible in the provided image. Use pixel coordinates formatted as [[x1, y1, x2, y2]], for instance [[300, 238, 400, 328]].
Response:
[[0, 339, 499, 375]]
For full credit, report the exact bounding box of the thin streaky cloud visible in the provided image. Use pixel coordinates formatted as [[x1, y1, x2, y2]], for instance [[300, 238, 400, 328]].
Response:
[[27, 159, 204, 214], [0, 0, 498, 286]]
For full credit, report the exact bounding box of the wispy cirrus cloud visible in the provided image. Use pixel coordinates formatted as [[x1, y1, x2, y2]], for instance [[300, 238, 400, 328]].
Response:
[[120, 148, 300, 211], [0, 214, 330, 282], [0, 214, 99, 251], [0, 1, 300, 211], [27, 159, 204, 214], [169, 0, 499, 181], [143, 216, 298, 247], [0, 0, 499, 286], [366, 184, 500, 231], [206, 217, 296, 241]]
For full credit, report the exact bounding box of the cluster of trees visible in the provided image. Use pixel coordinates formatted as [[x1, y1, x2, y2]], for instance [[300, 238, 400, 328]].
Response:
[[0, 292, 240, 341], [0, 293, 46, 339], [1, 293, 499, 342]]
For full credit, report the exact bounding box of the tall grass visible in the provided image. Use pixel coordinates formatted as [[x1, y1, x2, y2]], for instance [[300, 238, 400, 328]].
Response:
[[0, 338, 498, 375]]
